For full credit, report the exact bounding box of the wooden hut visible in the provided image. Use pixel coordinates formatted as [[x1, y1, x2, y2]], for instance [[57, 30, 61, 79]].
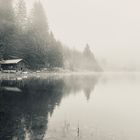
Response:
[[0, 59, 26, 73]]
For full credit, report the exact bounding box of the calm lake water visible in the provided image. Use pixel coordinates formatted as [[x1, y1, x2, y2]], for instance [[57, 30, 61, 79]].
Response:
[[0, 73, 140, 140]]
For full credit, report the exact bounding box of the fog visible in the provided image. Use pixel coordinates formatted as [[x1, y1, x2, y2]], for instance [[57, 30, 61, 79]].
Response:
[[1, 1, 140, 139], [0, 0, 140, 71], [27, 0, 140, 70]]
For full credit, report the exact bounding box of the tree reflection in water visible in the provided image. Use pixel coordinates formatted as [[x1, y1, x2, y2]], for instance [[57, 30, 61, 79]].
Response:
[[0, 74, 99, 140]]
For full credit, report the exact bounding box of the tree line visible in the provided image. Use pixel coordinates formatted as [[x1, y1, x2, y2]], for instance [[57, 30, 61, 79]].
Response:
[[0, 0, 101, 71]]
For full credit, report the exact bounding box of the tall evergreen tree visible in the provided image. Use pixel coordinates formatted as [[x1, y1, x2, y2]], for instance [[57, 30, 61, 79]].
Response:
[[83, 44, 102, 71], [25, 1, 49, 69], [47, 32, 63, 68], [83, 44, 95, 59], [0, 0, 15, 59], [30, 1, 49, 48], [10, 0, 28, 60], [15, 0, 27, 32]]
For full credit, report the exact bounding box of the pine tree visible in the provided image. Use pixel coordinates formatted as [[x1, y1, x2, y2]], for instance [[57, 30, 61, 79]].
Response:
[[15, 0, 27, 32], [24, 1, 49, 69], [47, 32, 63, 68], [30, 1, 49, 47], [0, 0, 15, 59], [83, 44, 102, 71], [83, 44, 95, 59]]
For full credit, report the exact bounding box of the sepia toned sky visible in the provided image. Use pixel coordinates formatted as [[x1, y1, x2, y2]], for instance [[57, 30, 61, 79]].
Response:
[[27, 0, 140, 65]]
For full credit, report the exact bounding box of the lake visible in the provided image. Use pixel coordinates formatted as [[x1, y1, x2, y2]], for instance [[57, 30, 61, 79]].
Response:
[[0, 73, 140, 140]]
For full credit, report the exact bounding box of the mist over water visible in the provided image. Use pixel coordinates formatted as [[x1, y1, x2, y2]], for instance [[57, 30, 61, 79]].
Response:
[[0, 73, 140, 140]]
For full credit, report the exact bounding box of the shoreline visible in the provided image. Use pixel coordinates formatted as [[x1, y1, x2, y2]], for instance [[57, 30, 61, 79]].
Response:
[[1, 71, 140, 79], [0, 70, 103, 80]]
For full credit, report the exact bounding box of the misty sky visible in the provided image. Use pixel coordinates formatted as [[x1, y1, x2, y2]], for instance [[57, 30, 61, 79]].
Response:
[[27, 0, 140, 65]]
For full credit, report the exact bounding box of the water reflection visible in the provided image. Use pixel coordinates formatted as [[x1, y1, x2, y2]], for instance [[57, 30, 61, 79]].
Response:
[[0, 74, 99, 140]]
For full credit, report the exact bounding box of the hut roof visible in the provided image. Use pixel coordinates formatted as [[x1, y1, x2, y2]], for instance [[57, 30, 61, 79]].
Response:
[[0, 59, 23, 64]]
